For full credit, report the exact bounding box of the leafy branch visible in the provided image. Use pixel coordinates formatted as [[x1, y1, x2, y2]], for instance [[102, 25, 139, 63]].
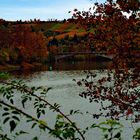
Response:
[[0, 80, 85, 140]]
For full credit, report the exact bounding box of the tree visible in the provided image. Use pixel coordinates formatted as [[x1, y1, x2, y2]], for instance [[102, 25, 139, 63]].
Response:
[[11, 25, 49, 63], [0, 80, 85, 140], [116, 0, 140, 13], [73, 0, 140, 122], [0, 24, 49, 64]]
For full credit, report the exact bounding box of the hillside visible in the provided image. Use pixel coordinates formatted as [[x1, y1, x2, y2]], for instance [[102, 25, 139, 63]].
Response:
[[28, 22, 87, 40], [0, 20, 93, 70]]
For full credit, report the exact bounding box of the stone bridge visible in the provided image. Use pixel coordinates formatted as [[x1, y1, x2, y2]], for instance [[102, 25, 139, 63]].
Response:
[[55, 51, 114, 62]]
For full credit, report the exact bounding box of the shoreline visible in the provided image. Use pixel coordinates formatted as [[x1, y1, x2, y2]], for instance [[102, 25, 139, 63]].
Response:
[[0, 58, 112, 72]]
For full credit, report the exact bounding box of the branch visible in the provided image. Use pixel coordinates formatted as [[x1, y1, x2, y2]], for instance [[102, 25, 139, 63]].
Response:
[[0, 100, 64, 140], [32, 93, 85, 140], [0, 133, 11, 140], [1, 81, 85, 140]]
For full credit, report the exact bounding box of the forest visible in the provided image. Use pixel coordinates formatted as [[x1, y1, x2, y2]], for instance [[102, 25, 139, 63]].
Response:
[[0, 18, 96, 70]]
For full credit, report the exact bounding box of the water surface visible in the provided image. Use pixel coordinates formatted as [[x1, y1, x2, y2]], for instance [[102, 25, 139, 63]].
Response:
[[1, 61, 139, 140]]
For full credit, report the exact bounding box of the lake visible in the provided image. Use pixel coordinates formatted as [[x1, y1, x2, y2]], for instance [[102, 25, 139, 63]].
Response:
[[0, 61, 139, 140]]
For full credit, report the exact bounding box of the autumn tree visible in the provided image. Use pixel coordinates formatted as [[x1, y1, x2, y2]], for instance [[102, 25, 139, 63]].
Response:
[[73, 0, 140, 121], [0, 23, 49, 65], [0, 25, 13, 64], [10, 25, 49, 63]]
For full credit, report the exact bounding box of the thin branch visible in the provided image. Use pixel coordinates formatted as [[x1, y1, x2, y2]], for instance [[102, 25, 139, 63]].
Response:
[[1, 81, 85, 140], [32, 93, 85, 140], [0, 100, 64, 140], [0, 133, 11, 140]]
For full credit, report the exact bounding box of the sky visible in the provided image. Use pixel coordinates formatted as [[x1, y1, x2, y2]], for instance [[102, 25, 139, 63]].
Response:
[[0, 0, 105, 21]]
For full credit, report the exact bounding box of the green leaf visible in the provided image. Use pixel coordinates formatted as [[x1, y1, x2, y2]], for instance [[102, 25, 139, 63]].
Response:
[[56, 114, 63, 119], [104, 134, 108, 139], [114, 132, 121, 138], [133, 128, 140, 139], [31, 123, 37, 129], [101, 127, 108, 132], [37, 112, 41, 119], [32, 137, 39, 140], [19, 130, 28, 134], [47, 87, 52, 92], [63, 132, 69, 139], [70, 110, 73, 115], [3, 117, 10, 124], [10, 99, 14, 104], [22, 98, 28, 108], [55, 121, 64, 128], [10, 120, 16, 132], [15, 130, 28, 136], [2, 112, 9, 116], [39, 104, 43, 108], [90, 123, 98, 128], [12, 116, 20, 121], [3, 107, 9, 111], [12, 111, 20, 115], [40, 92, 46, 95], [36, 86, 43, 90], [42, 110, 45, 115], [31, 87, 36, 91]]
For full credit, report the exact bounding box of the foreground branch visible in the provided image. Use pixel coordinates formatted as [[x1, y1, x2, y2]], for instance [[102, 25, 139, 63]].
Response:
[[0, 100, 64, 140]]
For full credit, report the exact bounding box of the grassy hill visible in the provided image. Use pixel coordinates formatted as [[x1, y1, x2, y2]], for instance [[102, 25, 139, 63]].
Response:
[[28, 22, 87, 40]]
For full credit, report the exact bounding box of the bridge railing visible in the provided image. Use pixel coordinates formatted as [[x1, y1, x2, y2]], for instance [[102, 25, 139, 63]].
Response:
[[57, 51, 108, 55]]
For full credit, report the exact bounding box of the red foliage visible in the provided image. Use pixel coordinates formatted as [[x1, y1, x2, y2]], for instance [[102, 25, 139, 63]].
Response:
[[74, 0, 140, 122], [0, 25, 49, 64]]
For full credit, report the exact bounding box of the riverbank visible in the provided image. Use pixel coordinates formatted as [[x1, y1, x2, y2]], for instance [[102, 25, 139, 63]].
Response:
[[0, 62, 44, 72], [0, 56, 113, 72], [0, 64, 20, 71]]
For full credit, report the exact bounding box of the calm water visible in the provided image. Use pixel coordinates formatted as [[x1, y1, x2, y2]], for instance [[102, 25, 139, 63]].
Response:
[[0, 61, 139, 140]]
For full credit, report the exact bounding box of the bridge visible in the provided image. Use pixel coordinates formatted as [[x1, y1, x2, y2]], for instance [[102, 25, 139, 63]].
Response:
[[55, 52, 114, 62]]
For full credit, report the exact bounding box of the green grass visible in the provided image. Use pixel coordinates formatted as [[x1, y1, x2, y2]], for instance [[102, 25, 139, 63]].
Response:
[[78, 28, 86, 33], [49, 23, 62, 31], [64, 24, 77, 32]]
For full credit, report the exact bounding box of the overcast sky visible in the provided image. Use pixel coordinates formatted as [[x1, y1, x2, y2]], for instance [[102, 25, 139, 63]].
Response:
[[0, 0, 105, 21]]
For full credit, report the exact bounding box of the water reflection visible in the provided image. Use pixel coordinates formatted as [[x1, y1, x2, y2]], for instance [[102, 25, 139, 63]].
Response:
[[10, 61, 112, 77], [52, 61, 112, 70]]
